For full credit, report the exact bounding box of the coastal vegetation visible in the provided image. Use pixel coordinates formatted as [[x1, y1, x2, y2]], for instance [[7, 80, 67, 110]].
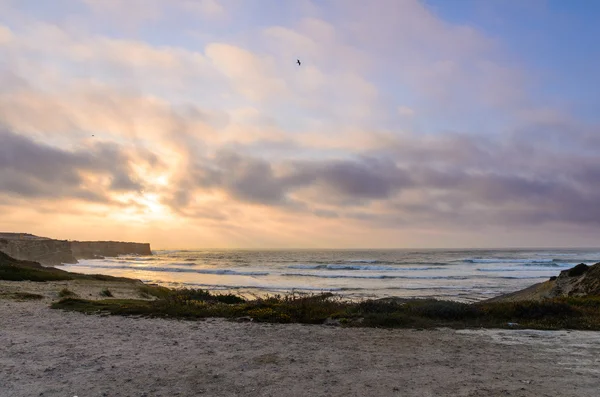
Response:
[[100, 288, 113, 297], [58, 288, 77, 298], [51, 287, 600, 330], [0, 292, 44, 301]]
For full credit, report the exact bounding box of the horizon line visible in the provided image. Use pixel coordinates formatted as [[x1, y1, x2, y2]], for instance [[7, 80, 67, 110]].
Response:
[[150, 246, 600, 251]]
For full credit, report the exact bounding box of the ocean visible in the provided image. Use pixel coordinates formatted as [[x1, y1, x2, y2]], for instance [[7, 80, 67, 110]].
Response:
[[57, 248, 600, 302]]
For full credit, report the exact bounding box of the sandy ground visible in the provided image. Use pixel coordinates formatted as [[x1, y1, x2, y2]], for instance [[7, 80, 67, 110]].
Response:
[[1, 299, 599, 397], [0, 279, 147, 301]]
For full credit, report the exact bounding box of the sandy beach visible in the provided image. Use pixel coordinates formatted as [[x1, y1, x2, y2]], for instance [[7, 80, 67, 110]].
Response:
[[2, 297, 599, 397]]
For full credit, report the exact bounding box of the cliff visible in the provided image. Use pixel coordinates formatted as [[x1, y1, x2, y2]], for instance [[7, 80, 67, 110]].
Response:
[[71, 241, 152, 259], [0, 233, 152, 266], [0, 234, 77, 266], [486, 262, 600, 302]]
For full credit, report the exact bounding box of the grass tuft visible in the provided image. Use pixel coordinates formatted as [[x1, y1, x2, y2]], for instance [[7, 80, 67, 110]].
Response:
[[0, 292, 45, 301], [100, 288, 113, 297], [58, 288, 77, 298], [138, 285, 171, 299]]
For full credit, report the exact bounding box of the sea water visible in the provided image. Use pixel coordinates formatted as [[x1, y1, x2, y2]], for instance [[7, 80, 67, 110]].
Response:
[[57, 248, 600, 302]]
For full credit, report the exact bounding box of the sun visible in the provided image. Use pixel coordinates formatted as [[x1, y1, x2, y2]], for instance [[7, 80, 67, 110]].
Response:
[[108, 191, 174, 223], [139, 193, 169, 216]]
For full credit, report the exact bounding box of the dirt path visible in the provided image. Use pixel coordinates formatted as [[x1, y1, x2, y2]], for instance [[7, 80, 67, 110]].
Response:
[[1, 300, 599, 397]]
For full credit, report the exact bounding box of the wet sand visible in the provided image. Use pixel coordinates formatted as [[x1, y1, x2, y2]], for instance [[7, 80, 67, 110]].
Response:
[[1, 297, 599, 397]]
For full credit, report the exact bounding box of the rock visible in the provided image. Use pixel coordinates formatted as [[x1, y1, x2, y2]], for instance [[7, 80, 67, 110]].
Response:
[[565, 263, 589, 277]]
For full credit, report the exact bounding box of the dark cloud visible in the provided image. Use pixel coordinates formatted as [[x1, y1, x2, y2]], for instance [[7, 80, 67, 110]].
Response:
[[310, 157, 411, 200], [183, 151, 411, 207], [0, 127, 143, 201], [170, 119, 600, 228]]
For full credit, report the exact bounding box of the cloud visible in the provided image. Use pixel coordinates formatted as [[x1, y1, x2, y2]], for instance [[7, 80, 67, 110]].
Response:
[[205, 43, 289, 102], [82, 0, 228, 27], [398, 106, 415, 117], [0, 127, 148, 201], [159, 115, 600, 231], [181, 0, 226, 19], [0, 25, 12, 45], [83, 0, 163, 24]]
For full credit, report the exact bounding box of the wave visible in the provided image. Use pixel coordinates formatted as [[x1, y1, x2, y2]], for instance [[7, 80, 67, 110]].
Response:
[[115, 256, 157, 262], [521, 262, 573, 268], [68, 263, 268, 276], [96, 259, 200, 267], [476, 267, 565, 272], [285, 272, 545, 280], [384, 286, 467, 291], [287, 264, 439, 271], [565, 259, 600, 264], [464, 258, 555, 264], [284, 273, 467, 280], [171, 282, 350, 292]]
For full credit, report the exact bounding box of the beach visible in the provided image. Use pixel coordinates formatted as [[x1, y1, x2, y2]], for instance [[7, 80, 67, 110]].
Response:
[[2, 296, 599, 397]]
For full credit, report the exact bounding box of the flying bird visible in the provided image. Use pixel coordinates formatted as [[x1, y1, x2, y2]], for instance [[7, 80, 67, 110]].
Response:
[[297, 59, 301, 66]]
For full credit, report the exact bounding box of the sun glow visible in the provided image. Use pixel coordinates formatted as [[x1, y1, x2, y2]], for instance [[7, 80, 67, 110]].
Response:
[[110, 191, 174, 223], [139, 193, 166, 215]]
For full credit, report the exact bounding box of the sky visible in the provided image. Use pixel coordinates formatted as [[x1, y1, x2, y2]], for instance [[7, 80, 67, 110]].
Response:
[[1, 0, 599, 249]]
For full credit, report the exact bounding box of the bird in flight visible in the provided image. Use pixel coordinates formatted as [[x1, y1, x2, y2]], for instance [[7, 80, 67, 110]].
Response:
[[297, 59, 301, 66]]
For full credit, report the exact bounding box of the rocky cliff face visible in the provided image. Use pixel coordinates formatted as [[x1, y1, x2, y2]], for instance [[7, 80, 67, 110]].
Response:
[[0, 233, 152, 266], [550, 263, 600, 297], [486, 262, 600, 302], [0, 234, 77, 266], [71, 241, 152, 259]]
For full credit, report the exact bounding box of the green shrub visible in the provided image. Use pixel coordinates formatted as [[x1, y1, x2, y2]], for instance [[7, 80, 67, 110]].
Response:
[[100, 288, 113, 297], [480, 300, 578, 320], [0, 292, 44, 301], [138, 285, 172, 299], [168, 288, 245, 304], [407, 300, 482, 320], [356, 299, 404, 314], [58, 288, 77, 298]]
